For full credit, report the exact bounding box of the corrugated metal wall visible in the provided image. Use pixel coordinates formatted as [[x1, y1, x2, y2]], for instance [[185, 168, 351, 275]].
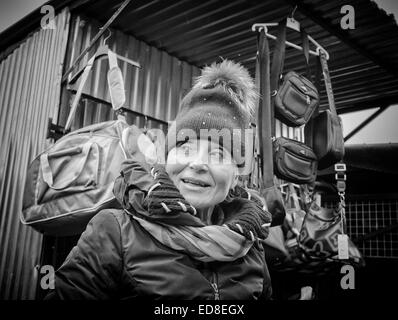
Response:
[[60, 14, 201, 132], [0, 9, 71, 299]]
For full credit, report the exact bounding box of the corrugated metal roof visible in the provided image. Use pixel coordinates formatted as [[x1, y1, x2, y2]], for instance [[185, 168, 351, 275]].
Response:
[[64, 0, 398, 114], [1, 0, 397, 113]]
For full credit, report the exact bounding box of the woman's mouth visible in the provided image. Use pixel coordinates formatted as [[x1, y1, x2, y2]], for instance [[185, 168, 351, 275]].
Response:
[[181, 178, 211, 188]]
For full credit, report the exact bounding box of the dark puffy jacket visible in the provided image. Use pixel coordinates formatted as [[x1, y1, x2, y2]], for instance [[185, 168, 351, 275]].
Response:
[[50, 163, 273, 300]]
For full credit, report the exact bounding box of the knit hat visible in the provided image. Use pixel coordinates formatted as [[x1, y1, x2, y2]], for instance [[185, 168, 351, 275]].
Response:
[[166, 60, 258, 171]]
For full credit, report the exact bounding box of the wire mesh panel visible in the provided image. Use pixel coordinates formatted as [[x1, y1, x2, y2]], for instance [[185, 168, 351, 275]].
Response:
[[346, 199, 398, 259]]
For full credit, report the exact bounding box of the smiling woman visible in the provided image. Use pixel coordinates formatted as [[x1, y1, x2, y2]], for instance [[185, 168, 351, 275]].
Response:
[[166, 139, 238, 223], [48, 59, 273, 300]]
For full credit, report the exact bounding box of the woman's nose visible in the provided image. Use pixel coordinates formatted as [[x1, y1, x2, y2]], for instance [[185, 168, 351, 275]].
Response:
[[188, 154, 209, 171]]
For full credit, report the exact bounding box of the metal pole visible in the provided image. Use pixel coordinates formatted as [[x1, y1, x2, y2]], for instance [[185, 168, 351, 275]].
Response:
[[344, 106, 389, 142]]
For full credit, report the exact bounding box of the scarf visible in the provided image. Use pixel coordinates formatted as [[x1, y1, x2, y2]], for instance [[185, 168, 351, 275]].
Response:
[[113, 160, 272, 262]]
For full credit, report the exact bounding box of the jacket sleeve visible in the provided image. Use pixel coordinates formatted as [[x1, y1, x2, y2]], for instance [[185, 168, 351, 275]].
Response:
[[259, 242, 273, 300], [48, 210, 124, 300], [260, 260, 273, 300]]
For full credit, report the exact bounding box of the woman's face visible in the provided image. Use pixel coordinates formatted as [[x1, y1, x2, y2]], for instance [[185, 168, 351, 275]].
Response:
[[165, 139, 238, 210]]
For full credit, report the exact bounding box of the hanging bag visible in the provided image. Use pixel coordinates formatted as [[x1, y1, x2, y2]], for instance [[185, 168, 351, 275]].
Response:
[[21, 48, 145, 236], [304, 50, 345, 169], [298, 165, 365, 267], [270, 20, 320, 127], [273, 136, 318, 184], [270, 19, 318, 184]]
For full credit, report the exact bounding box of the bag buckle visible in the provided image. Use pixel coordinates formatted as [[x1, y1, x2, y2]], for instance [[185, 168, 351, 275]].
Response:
[[335, 172, 346, 181], [334, 163, 346, 172], [271, 90, 278, 97]]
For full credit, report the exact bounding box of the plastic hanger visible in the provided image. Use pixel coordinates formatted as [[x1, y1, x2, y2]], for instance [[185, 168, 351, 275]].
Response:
[[252, 8, 329, 60], [69, 29, 141, 84]]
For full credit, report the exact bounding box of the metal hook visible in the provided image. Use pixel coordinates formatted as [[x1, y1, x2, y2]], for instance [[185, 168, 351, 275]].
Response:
[[103, 28, 112, 45], [290, 5, 298, 18]]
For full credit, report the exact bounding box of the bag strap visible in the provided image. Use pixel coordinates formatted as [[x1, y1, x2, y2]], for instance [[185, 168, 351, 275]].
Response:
[[288, 183, 301, 211], [64, 55, 95, 131], [107, 48, 127, 122], [335, 162, 347, 234], [270, 20, 287, 138], [107, 48, 118, 69], [304, 53, 322, 148], [65, 48, 127, 130], [257, 30, 274, 189], [319, 50, 338, 117], [300, 30, 313, 81]]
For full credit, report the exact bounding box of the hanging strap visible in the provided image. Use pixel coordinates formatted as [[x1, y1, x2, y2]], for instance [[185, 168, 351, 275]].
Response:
[[270, 20, 287, 137], [335, 162, 347, 234], [319, 50, 338, 117], [288, 183, 301, 211], [64, 55, 95, 131], [107, 48, 127, 114], [257, 30, 274, 189], [300, 29, 313, 81], [304, 51, 323, 148]]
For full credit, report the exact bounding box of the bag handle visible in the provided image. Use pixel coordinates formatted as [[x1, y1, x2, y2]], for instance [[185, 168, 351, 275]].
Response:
[[40, 142, 99, 190], [64, 55, 95, 131]]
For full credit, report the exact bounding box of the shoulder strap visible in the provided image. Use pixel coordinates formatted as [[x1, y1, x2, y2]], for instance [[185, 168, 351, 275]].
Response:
[[257, 31, 274, 189], [64, 55, 95, 131], [301, 30, 312, 81], [319, 51, 338, 117], [269, 20, 286, 137]]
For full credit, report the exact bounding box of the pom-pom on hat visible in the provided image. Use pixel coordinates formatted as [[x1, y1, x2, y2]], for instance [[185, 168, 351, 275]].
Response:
[[166, 59, 258, 169]]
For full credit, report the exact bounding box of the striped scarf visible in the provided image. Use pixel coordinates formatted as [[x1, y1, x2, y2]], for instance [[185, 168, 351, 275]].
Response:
[[114, 160, 272, 262]]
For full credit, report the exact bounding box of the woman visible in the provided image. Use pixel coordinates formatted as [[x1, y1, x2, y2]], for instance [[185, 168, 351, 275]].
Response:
[[49, 60, 273, 299]]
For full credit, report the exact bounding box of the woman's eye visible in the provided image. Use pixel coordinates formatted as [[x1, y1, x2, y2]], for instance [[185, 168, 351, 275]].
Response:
[[177, 143, 195, 156]]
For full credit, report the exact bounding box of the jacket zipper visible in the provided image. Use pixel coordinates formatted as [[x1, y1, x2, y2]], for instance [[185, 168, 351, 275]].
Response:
[[211, 272, 220, 300]]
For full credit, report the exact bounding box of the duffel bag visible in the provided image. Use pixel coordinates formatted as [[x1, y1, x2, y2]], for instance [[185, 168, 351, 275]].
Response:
[[21, 120, 134, 236], [20, 46, 148, 236]]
